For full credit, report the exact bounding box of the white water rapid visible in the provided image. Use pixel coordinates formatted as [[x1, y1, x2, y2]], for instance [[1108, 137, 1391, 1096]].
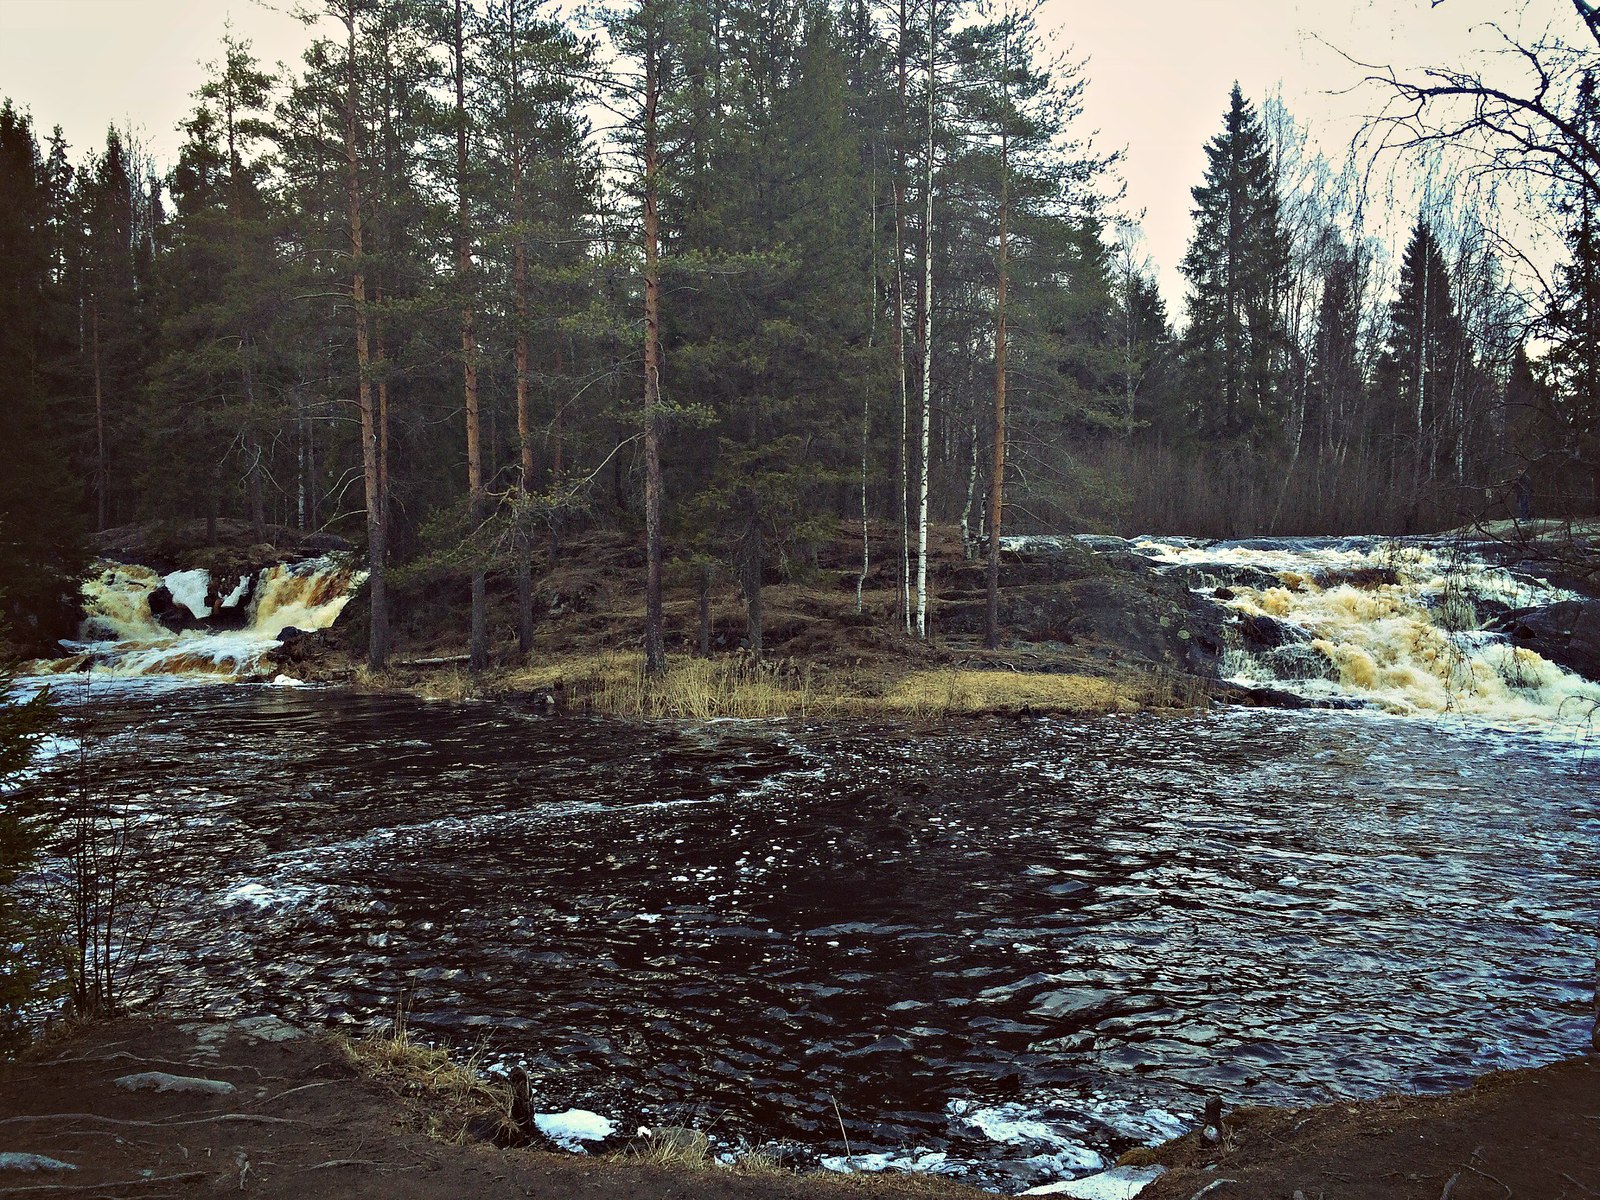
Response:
[[1129, 537, 1600, 728], [41, 556, 367, 681]]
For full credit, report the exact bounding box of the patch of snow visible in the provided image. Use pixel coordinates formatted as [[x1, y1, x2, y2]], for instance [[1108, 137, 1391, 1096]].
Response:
[[164, 569, 212, 619], [1022, 1164, 1167, 1198], [271, 674, 308, 687], [534, 1108, 614, 1151], [219, 574, 252, 608], [820, 1149, 949, 1174]]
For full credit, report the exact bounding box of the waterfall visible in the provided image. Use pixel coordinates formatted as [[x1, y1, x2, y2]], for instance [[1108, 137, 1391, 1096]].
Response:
[[41, 555, 367, 681], [1130, 537, 1600, 727]]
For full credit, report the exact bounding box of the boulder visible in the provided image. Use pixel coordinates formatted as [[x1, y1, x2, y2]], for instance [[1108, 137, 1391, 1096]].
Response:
[[114, 1071, 236, 1096], [1490, 599, 1600, 681], [1236, 612, 1307, 650]]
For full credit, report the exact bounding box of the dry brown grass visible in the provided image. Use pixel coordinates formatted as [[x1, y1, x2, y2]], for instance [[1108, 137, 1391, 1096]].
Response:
[[507, 651, 845, 719], [335, 1008, 514, 1145], [501, 653, 1203, 719]]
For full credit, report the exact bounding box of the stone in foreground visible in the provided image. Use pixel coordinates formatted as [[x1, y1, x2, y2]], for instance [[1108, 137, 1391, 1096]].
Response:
[[114, 1071, 237, 1096]]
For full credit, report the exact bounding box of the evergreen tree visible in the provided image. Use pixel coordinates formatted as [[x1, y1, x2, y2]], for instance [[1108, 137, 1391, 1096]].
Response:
[[1308, 246, 1364, 459], [1376, 218, 1468, 494], [1547, 71, 1600, 506], [1180, 84, 1290, 445], [0, 102, 85, 652]]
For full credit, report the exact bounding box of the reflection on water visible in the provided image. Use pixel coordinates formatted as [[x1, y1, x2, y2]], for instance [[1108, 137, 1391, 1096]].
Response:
[[27, 686, 1600, 1190]]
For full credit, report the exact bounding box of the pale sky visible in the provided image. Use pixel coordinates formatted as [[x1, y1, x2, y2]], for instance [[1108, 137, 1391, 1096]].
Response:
[[0, 0, 1574, 308]]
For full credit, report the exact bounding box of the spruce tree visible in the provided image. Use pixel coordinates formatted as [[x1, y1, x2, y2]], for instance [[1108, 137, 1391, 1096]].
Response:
[[0, 102, 85, 652], [1377, 218, 1467, 491], [1180, 84, 1289, 445], [1548, 71, 1600, 506]]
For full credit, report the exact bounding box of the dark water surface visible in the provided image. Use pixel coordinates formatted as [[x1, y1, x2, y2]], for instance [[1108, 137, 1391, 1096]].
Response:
[[33, 685, 1600, 1189]]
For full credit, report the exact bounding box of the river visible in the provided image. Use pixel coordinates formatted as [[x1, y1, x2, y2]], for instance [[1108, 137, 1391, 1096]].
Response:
[[24, 680, 1600, 1191]]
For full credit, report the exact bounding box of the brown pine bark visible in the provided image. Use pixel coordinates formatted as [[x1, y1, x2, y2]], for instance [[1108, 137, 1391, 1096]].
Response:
[[641, 16, 666, 678], [511, 0, 536, 658], [985, 126, 1008, 651], [341, 0, 387, 669], [91, 301, 107, 532], [455, 0, 488, 672]]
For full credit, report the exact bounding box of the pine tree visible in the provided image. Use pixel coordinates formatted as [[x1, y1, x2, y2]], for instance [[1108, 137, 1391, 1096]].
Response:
[[1180, 84, 1290, 445]]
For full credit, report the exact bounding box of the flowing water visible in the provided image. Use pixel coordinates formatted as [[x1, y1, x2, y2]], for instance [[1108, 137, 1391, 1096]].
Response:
[[16, 535, 1600, 1191], [22, 685, 1600, 1191], [40, 555, 365, 680]]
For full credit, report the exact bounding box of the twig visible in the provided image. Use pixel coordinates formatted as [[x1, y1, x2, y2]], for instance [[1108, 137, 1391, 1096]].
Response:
[[301, 1160, 419, 1172], [1440, 1172, 1461, 1199], [0, 1114, 304, 1129], [830, 1095, 852, 1160], [1187, 1183, 1238, 1200], [1461, 1163, 1513, 1197], [0, 1173, 207, 1195], [245, 1080, 335, 1108], [1562, 1174, 1598, 1197]]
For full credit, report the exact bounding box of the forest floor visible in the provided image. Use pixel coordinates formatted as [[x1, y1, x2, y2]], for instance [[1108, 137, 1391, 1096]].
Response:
[[2, 1017, 1594, 1199], [276, 521, 1224, 719]]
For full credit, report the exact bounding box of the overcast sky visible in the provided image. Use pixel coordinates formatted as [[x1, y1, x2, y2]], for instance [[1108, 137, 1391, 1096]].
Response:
[[0, 0, 1572, 307]]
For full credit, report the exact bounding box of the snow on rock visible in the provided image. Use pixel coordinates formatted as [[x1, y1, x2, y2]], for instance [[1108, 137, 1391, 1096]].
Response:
[[0, 1154, 76, 1173], [114, 1071, 236, 1096], [1022, 1164, 1167, 1198], [820, 1149, 950, 1174], [163, 569, 212, 619], [533, 1108, 615, 1152], [219, 574, 252, 608]]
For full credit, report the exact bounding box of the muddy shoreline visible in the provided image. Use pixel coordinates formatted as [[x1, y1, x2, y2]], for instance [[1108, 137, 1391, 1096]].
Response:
[[3, 1018, 1593, 1199]]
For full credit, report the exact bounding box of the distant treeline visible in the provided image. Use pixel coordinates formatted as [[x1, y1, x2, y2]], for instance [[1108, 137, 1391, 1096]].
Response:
[[1, 0, 1596, 658]]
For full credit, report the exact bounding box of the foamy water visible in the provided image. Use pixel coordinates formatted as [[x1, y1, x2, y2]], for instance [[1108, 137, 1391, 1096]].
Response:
[[1128, 538, 1599, 730], [39, 555, 366, 681]]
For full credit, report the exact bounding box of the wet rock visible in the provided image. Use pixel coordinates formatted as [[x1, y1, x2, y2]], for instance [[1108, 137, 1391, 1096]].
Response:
[[275, 626, 310, 644], [115, 1071, 236, 1096], [1236, 612, 1307, 650], [1021, 1164, 1167, 1198], [146, 586, 206, 633], [1217, 683, 1362, 710], [1490, 599, 1600, 681]]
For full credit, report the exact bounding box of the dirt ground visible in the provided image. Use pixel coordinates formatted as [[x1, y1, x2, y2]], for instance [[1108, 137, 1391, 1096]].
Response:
[[3, 1019, 1595, 1200], [0, 1017, 978, 1199], [1136, 1054, 1600, 1200]]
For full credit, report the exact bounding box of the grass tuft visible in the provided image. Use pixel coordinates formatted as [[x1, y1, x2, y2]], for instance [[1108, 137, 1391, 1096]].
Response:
[[334, 1006, 514, 1145]]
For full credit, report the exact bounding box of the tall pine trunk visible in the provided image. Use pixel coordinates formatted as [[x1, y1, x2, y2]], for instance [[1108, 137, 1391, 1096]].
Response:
[[986, 113, 1008, 651], [91, 301, 107, 531], [455, 0, 488, 672], [510, 1, 536, 658], [342, 0, 387, 669], [641, 19, 667, 677]]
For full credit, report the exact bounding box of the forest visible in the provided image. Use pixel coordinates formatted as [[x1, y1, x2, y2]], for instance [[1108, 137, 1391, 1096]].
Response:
[[1, 0, 1597, 669]]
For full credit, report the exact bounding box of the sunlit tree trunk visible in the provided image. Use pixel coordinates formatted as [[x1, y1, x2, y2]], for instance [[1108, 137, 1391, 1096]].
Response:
[[986, 119, 1008, 649], [341, 0, 387, 669], [455, 0, 488, 672], [642, 13, 667, 676]]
